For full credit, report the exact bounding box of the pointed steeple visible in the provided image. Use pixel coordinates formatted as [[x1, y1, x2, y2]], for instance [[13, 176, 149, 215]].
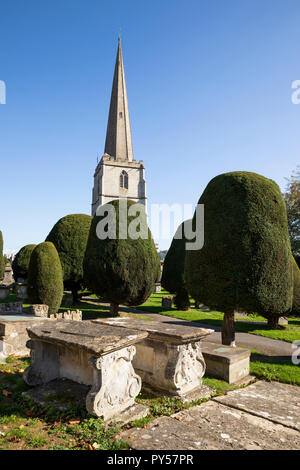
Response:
[[104, 38, 134, 162]]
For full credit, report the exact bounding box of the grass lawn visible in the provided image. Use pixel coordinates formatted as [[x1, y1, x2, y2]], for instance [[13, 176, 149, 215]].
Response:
[[136, 291, 300, 344]]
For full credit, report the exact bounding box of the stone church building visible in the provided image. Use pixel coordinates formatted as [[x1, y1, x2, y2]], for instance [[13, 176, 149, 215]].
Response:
[[91, 38, 147, 216]]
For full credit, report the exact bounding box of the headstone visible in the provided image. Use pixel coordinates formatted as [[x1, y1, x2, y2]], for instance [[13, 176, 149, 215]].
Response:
[[49, 310, 82, 321], [278, 317, 288, 326], [16, 283, 28, 300], [153, 283, 161, 293], [162, 296, 173, 309], [29, 304, 49, 317]]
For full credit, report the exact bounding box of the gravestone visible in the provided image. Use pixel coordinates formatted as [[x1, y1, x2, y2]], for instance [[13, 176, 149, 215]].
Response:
[[162, 296, 173, 309], [153, 283, 161, 293], [15, 283, 28, 300], [29, 305, 49, 317]]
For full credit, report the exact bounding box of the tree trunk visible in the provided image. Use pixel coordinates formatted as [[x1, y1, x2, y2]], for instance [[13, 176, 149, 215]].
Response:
[[110, 302, 119, 316], [267, 316, 279, 329], [195, 300, 200, 309], [71, 286, 79, 304], [222, 312, 236, 346]]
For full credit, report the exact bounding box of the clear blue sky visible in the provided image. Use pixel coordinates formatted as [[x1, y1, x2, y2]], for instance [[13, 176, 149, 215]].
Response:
[[0, 0, 299, 252]]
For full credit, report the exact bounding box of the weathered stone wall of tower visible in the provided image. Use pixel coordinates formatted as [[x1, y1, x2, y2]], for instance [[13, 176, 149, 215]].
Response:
[[92, 158, 146, 216]]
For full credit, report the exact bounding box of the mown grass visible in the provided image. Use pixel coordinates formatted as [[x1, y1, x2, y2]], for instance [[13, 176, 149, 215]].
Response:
[[250, 350, 300, 386], [136, 291, 300, 344]]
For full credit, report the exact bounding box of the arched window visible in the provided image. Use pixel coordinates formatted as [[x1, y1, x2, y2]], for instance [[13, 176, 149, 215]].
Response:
[[120, 170, 128, 189]]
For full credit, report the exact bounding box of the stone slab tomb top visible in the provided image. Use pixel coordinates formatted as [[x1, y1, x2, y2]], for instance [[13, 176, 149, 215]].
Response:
[[93, 317, 214, 344], [27, 320, 148, 355]]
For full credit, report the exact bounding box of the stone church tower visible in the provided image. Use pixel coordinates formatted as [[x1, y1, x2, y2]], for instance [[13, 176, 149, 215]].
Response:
[[91, 38, 147, 216]]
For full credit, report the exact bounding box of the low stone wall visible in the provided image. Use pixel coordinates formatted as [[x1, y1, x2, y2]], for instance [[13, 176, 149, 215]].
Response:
[[0, 302, 23, 314]]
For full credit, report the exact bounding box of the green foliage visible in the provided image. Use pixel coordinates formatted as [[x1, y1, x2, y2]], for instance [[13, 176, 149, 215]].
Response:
[[27, 242, 64, 314], [0, 231, 5, 280], [46, 214, 92, 299], [12, 244, 36, 280], [185, 171, 293, 320], [83, 200, 161, 307], [292, 257, 300, 315], [161, 220, 190, 310]]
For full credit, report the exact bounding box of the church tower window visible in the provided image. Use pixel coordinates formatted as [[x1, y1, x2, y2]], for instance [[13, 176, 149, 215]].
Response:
[[120, 170, 128, 189]]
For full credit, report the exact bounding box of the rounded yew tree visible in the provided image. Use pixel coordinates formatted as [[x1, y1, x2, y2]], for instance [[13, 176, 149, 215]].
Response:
[[12, 244, 37, 281], [46, 214, 92, 301], [84, 199, 161, 315], [27, 242, 64, 314], [0, 231, 4, 281], [185, 171, 293, 345], [292, 257, 300, 315], [161, 220, 191, 310]]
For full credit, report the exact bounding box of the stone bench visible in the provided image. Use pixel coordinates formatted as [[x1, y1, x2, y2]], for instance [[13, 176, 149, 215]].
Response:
[[201, 342, 251, 384], [93, 317, 213, 398], [23, 320, 149, 422]]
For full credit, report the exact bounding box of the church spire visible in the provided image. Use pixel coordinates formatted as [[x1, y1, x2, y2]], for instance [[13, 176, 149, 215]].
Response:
[[104, 38, 134, 162]]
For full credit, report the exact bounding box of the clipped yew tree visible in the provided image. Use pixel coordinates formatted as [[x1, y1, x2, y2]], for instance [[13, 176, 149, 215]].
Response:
[[84, 199, 161, 315], [292, 257, 300, 315], [12, 244, 37, 281], [161, 220, 191, 310], [185, 171, 293, 345], [46, 214, 92, 302], [0, 231, 4, 281], [27, 242, 64, 314]]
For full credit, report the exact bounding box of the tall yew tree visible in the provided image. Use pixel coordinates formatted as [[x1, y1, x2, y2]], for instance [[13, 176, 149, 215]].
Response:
[[46, 214, 92, 301], [161, 220, 191, 310], [12, 244, 37, 281], [84, 199, 161, 315], [27, 242, 64, 314], [185, 172, 293, 345]]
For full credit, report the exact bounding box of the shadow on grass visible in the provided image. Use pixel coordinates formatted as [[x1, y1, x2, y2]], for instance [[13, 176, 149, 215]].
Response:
[[250, 352, 292, 365]]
